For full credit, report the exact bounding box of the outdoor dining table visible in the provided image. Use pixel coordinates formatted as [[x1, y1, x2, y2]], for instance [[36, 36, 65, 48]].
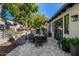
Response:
[[34, 34, 45, 47]]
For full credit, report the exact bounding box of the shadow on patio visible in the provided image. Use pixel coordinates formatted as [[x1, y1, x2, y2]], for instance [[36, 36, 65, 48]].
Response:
[[0, 34, 27, 56], [0, 41, 17, 56]]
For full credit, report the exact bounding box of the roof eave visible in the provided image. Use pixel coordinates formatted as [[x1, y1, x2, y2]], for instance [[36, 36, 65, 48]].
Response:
[[48, 3, 75, 23]]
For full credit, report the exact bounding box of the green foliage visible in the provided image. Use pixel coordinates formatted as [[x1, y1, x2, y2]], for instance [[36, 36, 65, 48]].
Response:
[[2, 3, 48, 30], [58, 37, 79, 47], [58, 38, 69, 46], [40, 25, 47, 31], [27, 13, 48, 29], [68, 38, 79, 47], [3, 3, 39, 25]]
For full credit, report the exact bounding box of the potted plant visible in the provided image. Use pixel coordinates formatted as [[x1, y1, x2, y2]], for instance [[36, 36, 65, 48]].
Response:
[[58, 38, 70, 52], [8, 36, 16, 43], [68, 38, 79, 56], [48, 31, 52, 37]]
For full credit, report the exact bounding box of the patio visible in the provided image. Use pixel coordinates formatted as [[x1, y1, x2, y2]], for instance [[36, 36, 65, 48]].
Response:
[[6, 34, 71, 56]]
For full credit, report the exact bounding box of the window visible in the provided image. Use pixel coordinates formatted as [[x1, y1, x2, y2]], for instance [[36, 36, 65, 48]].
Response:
[[71, 15, 78, 22], [64, 14, 69, 34], [58, 18, 63, 27]]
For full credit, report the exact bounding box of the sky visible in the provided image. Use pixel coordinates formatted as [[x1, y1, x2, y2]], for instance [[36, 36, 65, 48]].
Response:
[[3, 3, 64, 20], [2, 9, 14, 20], [38, 3, 64, 19]]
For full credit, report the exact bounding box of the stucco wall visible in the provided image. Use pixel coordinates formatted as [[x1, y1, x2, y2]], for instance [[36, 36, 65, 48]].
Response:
[[51, 4, 79, 38], [68, 4, 79, 38]]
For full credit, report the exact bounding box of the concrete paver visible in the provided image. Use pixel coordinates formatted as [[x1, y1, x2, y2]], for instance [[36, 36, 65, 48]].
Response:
[[7, 36, 71, 56]]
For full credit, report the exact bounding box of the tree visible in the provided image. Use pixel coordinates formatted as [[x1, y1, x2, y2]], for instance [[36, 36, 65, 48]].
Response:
[[2, 3, 39, 25], [27, 13, 48, 30]]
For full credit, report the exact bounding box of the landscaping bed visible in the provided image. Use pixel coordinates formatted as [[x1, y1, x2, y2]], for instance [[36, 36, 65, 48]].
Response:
[[57, 37, 79, 56], [0, 40, 17, 56]]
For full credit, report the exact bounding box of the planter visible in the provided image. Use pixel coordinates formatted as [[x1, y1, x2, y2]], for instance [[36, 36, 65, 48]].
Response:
[[48, 32, 52, 37], [57, 38, 70, 52], [67, 38, 79, 56], [70, 45, 79, 56], [8, 36, 16, 44], [58, 42, 70, 52], [61, 44, 70, 52]]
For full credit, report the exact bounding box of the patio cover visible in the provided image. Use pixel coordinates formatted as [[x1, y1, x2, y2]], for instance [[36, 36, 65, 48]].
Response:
[[0, 21, 5, 25], [6, 20, 14, 26]]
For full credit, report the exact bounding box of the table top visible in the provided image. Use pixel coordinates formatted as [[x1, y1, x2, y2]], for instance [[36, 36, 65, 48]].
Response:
[[34, 34, 44, 37]]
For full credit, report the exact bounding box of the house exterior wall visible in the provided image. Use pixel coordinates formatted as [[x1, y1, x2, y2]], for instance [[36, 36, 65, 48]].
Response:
[[51, 4, 79, 38]]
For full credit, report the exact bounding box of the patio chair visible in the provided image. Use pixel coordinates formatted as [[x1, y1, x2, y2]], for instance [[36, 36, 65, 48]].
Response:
[[28, 33, 34, 43], [35, 36, 43, 47]]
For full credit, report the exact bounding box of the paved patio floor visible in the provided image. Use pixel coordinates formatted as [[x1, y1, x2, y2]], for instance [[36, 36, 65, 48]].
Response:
[[7, 36, 71, 56]]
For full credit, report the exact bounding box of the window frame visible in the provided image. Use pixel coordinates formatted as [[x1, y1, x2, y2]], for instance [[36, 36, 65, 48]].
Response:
[[71, 14, 79, 22], [64, 14, 69, 34]]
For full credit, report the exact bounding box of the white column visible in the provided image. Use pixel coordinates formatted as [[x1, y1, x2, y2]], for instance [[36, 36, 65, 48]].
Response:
[[63, 17, 64, 38], [46, 23, 49, 31], [50, 22, 52, 33]]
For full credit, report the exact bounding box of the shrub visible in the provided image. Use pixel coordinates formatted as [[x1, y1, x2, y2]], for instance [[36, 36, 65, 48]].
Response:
[[58, 38, 69, 46], [58, 38, 70, 52], [68, 38, 79, 47], [8, 36, 16, 43]]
